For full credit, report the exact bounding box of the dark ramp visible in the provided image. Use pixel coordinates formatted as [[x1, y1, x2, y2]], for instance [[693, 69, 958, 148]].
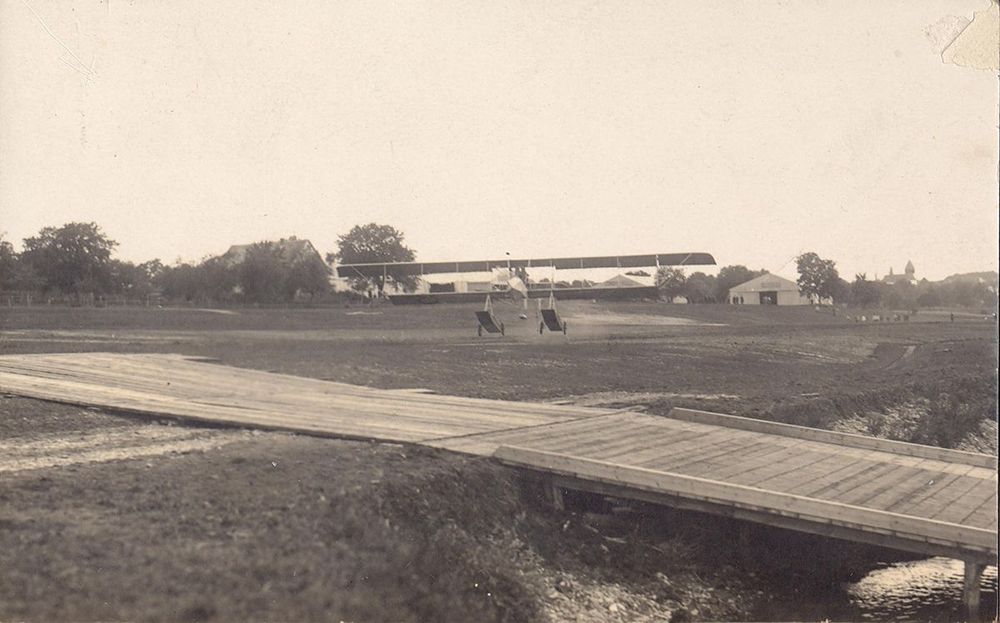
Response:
[[539, 293, 567, 334], [540, 309, 566, 334], [476, 295, 505, 336], [476, 310, 504, 336]]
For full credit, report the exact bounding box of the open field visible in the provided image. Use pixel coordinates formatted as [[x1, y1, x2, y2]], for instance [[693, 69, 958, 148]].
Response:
[[1, 302, 996, 621]]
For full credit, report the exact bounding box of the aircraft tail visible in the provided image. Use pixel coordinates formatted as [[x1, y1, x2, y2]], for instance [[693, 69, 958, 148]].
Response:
[[507, 276, 528, 300]]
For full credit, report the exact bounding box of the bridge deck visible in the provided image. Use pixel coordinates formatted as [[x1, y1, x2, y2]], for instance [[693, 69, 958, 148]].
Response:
[[0, 353, 995, 563], [0, 353, 613, 443]]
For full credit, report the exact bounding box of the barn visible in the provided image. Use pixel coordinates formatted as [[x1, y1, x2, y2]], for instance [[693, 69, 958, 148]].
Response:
[[727, 273, 813, 305]]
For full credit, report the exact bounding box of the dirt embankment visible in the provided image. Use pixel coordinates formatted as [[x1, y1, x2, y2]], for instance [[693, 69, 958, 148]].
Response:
[[1, 397, 768, 623], [588, 340, 1000, 455]]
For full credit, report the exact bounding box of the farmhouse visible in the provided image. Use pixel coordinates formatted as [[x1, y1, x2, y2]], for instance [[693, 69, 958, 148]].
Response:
[[220, 236, 325, 267], [727, 273, 813, 305]]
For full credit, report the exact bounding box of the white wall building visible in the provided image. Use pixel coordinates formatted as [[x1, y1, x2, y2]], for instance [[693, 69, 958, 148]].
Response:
[[727, 273, 817, 306]]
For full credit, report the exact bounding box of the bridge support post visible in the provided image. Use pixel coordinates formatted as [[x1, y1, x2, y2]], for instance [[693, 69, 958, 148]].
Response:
[[737, 522, 755, 568], [963, 560, 985, 623], [545, 477, 565, 511]]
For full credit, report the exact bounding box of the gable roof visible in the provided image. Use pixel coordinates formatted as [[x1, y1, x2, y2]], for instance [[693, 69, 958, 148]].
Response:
[[221, 237, 325, 266], [728, 273, 799, 293], [602, 274, 645, 287]]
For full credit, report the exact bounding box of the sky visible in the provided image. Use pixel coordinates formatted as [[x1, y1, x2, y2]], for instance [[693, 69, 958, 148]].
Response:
[[1, 0, 997, 282]]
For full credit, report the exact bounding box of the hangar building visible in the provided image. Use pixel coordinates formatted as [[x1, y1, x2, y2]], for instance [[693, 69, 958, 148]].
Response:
[[727, 273, 813, 305]]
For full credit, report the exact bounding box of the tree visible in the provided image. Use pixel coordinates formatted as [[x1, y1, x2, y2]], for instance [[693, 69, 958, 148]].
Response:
[[239, 242, 289, 303], [655, 267, 687, 302], [0, 235, 18, 291], [715, 265, 766, 303], [334, 223, 417, 293], [683, 272, 717, 303], [850, 273, 882, 308], [158, 263, 204, 302], [20, 222, 118, 294], [286, 256, 330, 300], [795, 252, 839, 303], [882, 281, 917, 310], [201, 257, 240, 302], [829, 276, 851, 305], [916, 287, 942, 308]]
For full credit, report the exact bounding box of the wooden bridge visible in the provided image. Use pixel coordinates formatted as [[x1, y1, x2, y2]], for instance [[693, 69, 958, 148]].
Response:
[[1, 353, 996, 617]]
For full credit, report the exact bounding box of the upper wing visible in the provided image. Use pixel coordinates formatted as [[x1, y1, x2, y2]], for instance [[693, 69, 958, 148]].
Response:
[[336, 252, 715, 278]]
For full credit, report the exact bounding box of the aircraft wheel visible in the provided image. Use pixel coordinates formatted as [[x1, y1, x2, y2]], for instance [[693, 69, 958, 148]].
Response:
[[562, 322, 567, 335], [500, 322, 505, 336], [478, 325, 483, 337], [539, 322, 544, 335]]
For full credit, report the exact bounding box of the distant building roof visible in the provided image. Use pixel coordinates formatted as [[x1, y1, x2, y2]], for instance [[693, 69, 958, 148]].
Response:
[[882, 260, 916, 285], [728, 273, 799, 293], [221, 237, 325, 267], [601, 274, 645, 288]]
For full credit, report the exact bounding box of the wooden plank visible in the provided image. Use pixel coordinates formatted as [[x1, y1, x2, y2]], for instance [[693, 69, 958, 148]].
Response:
[[836, 463, 933, 507], [924, 476, 995, 522], [961, 493, 997, 530], [612, 434, 773, 471], [439, 415, 622, 448], [625, 429, 756, 469], [0, 355, 613, 439], [935, 481, 997, 526], [885, 470, 971, 516], [494, 445, 997, 554], [726, 448, 838, 488], [637, 436, 769, 474], [0, 354, 616, 421], [558, 424, 688, 460], [428, 414, 703, 458], [595, 427, 710, 462], [780, 451, 887, 495], [676, 441, 808, 480], [800, 462, 908, 500], [748, 452, 863, 491], [855, 464, 948, 511], [546, 419, 705, 459], [0, 373, 466, 441], [669, 408, 998, 468], [521, 417, 650, 454]]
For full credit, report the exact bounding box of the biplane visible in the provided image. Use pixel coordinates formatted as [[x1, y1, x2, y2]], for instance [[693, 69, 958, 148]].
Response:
[[337, 251, 716, 337], [335, 252, 716, 305]]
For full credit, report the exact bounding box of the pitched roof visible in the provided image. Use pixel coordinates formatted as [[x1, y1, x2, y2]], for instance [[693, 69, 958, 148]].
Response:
[[728, 273, 799, 293], [221, 237, 324, 266], [601, 274, 645, 287]]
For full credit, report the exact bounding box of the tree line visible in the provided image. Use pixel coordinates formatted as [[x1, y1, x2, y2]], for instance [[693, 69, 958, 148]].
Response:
[[655, 252, 998, 310], [3, 223, 994, 310], [0, 222, 390, 303]]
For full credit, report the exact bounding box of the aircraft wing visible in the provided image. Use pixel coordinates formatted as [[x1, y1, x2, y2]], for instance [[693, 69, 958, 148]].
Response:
[[336, 252, 715, 278]]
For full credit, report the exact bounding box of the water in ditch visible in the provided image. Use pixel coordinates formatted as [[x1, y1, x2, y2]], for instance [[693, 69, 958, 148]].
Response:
[[763, 557, 998, 622]]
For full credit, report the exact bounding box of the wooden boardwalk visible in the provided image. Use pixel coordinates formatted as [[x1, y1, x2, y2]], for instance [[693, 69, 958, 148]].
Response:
[[1, 353, 996, 569], [0, 353, 614, 443]]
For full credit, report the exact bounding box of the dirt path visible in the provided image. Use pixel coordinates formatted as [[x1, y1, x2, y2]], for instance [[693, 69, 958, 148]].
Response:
[[0, 425, 242, 473]]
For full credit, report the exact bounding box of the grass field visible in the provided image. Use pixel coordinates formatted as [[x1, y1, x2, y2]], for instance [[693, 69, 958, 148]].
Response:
[[1, 301, 996, 622]]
